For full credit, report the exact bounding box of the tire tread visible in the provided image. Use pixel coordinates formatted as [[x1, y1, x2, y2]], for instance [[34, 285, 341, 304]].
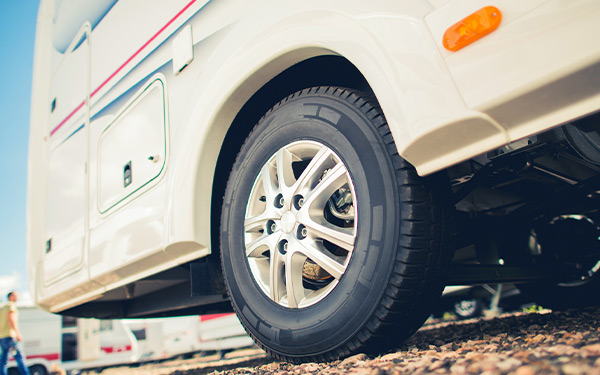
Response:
[[222, 86, 452, 363]]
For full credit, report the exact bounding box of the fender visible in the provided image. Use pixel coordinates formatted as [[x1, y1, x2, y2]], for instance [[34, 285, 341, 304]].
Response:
[[164, 0, 507, 260]]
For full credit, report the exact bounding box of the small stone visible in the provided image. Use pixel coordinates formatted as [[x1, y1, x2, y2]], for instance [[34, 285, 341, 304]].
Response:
[[450, 364, 467, 375], [369, 368, 386, 375], [497, 358, 523, 372], [303, 363, 320, 372], [267, 362, 286, 371], [479, 360, 499, 372], [351, 368, 373, 375], [512, 351, 534, 363], [380, 352, 403, 362], [562, 363, 587, 375], [530, 334, 546, 344], [582, 343, 600, 356], [545, 344, 576, 356], [340, 353, 369, 367], [428, 360, 444, 371], [456, 347, 473, 354], [515, 365, 537, 375], [440, 352, 460, 360], [480, 344, 498, 353], [464, 352, 485, 361]]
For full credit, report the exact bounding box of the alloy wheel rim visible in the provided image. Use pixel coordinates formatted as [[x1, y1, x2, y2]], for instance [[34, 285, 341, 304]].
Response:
[[244, 140, 357, 308]]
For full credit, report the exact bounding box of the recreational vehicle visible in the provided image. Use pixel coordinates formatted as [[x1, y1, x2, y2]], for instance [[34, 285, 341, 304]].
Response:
[[28, 0, 600, 362], [125, 313, 253, 361]]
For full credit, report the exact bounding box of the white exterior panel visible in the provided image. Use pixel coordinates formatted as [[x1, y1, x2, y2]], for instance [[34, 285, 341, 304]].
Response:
[[27, 0, 600, 315]]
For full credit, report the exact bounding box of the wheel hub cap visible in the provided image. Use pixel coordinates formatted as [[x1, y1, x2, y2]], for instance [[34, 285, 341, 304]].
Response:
[[244, 140, 358, 308], [281, 211, 296, 233]]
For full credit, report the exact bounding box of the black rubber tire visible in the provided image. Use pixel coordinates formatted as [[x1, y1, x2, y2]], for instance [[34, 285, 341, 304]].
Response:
[[28, 365, 48, 375], [519, 214, 600, 310], [220, 86, 452, 362], [453, 299, 484, 319]]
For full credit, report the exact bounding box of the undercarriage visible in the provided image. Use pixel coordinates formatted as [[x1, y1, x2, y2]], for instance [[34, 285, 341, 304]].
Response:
[[447, 112, 600, 302]]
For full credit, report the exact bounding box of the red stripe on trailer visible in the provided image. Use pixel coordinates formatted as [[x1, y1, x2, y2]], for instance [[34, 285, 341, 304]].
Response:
[[28, 353, 61, 361], [50, 0, 199, 137], [9, 353, 60, 362], [199, 313, 234, 322], [101, 345, 132, 354]]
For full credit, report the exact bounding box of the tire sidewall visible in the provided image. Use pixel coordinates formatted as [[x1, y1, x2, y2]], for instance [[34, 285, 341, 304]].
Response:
[[221, 92, 400, 357]]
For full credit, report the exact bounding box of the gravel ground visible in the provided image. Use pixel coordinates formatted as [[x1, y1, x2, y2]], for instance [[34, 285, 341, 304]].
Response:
[[90, 306, 600, 375]]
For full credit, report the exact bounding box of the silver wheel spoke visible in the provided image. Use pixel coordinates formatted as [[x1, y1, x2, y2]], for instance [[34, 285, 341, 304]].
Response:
[[303, 162, 349, 211], [260, 162, 279, 204], [285, 252, 307, 308], [245, 233, 279, 258], [303, 221, 355, 252], [276, 147, 296, 202], [244, 211, 278, 233], [291, 146, 334, 197], [269, 252, 285, 303]]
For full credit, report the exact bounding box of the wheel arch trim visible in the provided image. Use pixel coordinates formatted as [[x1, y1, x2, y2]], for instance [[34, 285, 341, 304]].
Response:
[[164, 6, 505, 257]]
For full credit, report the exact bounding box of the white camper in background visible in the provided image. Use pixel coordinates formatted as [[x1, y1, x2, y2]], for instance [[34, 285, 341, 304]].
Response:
[[127, 316, 200, 362], [125, 313, 254, 361], [8, 307, 138, 374], [196, 314, 254, 353], [161, 316, 201, 358], [61, 318, 139, 372], [127, 320, 166, 362]]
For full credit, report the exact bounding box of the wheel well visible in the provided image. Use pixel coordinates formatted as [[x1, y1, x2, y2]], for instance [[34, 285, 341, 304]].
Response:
[[210, 55, 371, 256]]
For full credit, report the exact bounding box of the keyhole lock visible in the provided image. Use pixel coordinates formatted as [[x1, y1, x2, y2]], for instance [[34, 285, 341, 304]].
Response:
[[124, 161, 132, 188]]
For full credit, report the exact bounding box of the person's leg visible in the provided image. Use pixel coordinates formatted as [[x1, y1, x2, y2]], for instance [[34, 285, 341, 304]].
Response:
[[0, 338, 11, 375], [11, 343, 30, 375]]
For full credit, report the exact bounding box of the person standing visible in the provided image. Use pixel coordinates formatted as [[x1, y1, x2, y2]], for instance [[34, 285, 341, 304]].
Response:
[[0, 291, 30, 375]]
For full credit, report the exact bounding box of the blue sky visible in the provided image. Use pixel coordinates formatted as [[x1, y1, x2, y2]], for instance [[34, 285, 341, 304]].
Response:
[[0, 0, 40, 303]]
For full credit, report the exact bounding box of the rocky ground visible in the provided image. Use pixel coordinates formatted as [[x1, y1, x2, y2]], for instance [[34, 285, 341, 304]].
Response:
[[90, 306, 600, 375]]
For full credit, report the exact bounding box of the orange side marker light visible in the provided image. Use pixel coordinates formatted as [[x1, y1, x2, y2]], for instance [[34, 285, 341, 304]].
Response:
[[443, 6, 502, 52]]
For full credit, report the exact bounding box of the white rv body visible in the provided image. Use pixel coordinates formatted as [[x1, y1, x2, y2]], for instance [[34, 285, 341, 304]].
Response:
[[28, 0, 600, 315], [27, 0, 600, 362]]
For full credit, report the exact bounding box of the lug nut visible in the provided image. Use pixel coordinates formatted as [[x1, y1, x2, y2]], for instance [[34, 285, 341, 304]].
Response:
[[267, 220, 276, 234], [278, 240, 288, 255], [297, 225, 308, 239], [293, 195, 305, 210], [275, 194, 285, 208]]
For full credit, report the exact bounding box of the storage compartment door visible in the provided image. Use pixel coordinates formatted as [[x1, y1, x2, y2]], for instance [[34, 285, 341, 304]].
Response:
[[44, 27, 90, 285], [98, 79, 167, 212]]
